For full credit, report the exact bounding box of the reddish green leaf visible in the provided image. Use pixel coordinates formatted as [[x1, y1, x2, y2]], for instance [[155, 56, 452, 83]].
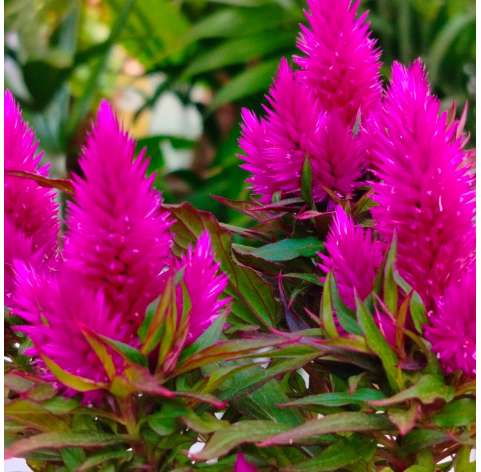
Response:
[[258, 412, 392, 447]]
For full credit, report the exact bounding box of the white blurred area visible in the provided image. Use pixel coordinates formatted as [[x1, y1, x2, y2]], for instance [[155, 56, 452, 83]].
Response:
[[5, 458, 32, 472]]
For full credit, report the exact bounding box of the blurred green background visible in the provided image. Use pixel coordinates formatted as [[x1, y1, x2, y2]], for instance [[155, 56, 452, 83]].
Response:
[[5, 0, 475, 223]]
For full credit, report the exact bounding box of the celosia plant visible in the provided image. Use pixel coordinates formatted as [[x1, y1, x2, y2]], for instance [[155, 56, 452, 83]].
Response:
[[5, 0, 475, 470]]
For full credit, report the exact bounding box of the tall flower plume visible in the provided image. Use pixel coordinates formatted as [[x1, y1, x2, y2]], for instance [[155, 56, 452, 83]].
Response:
[[63, 101, 173, 330], [4, 90, 59, 305], [319, 206, 384, 310], [425, 264, 475, 377], [295, 0, 382, 124], [239, 59, 363, 203], [180, 231, 229, 343], [13, 263, 131, 401], [369, 60, 475, 307]]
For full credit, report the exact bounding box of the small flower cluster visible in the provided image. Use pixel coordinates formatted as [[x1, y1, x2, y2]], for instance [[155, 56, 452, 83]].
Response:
[[239, 0, 475, 377], [5, 92, 229, 400]]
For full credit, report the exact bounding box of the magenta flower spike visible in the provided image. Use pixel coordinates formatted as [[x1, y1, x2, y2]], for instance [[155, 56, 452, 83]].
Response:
[[425, 265, 475, 377], [295, 0, 382, 124], [4, 90, 59, 305], [369, 60, 475, 307], [319, 206, 384, 310], [234, 453, 258, 472], [63, 101, 173, 330], [13, 263, 131, 401], [180, 231, 229, 343], [239, 59, 363, 203]]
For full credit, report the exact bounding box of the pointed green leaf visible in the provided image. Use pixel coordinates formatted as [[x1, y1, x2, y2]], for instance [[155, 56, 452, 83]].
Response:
[[356, 297, 402, 391], [321, 273, 338, 338], [280, 388, 386, 408], [258, 412, 392, 447], [301, 157, 314, 208], [245, 237, 323, 262], [433, 398, 475, 427]]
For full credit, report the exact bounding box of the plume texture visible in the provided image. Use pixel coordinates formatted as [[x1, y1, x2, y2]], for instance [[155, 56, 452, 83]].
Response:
[[295, 0, 382, 124], [63, 101, 173, 330], [239, 59, 363, 203], [369, 60, 475, 307], [13, 263, 131, 402], [319, 206, 384, 310], [425, 265, 475, 377], [180, 231, 229, 343], [4, 90, 59, 304]]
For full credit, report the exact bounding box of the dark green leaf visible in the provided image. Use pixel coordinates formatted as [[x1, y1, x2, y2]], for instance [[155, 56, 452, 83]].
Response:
[[280, 388, 386, 408], [247, 237, 323, 262]]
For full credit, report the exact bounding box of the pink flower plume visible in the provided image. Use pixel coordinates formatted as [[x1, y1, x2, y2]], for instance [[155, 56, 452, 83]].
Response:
[[239, 59, 363, 203], [319, 206, 384, 310], [64, 100, 173, 330], [425, 265, 475, 377], [180, 231, 229, 343], [295, 0, 382, 124], [369, 60, 475, 307], [4, 90, 59, 305]]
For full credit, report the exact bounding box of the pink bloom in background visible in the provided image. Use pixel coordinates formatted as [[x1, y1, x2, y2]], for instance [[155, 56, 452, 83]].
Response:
[[425, 265, 475, 377], [239, 59, 363, 203], [319, 206, 384, 310], [234, 453, 258, 472], [64, 101, 173, 331], [4, 90, 59, 305], [295, 0, 382, 124], [13, 264, 131, 401], [369, 60, 475, 307], [180, 231, 229, 343]]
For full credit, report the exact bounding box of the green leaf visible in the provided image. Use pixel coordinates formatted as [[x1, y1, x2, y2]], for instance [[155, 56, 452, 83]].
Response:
[[182, 31, 294, 79], [247, 237, 323, 262], [190, 420, 290, 461], [330, 277, 362, 335], [210, 59, 280, 110], [280, 388, 386, 408], [5, 432, 125, 459], [301, 157, 314, 208], [369, 374, 454, 407], [433, 398, 475, 427], [179, 314, 226, 361], [283, 273, 323, 286], [400, 429, 448, 455], [42, 397, 80, 415], [321, 273, 339, 338], [98, 335, 148, 368], [356, 297, 402, 391], [167, 203, 279, 327], [77, 449, 134, 472], [182, 411, 229, 434], [383, 237, 398, 315], [61, 447, 86, 472], [5, 400, 69, 432], [282, 434, 376, 471], [454, 446, 475, 472], [258, 412, 392, 447], [41, 355, 106, 392], [410, 291, 427, 333]]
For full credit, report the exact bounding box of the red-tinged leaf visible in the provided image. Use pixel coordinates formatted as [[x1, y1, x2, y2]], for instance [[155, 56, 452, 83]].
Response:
[[212, 195, 277, 223], [388, 403, 421, 435], [5, 432, 126, 459], [5, 400, 69, 432], [5, 169, 74, 194], [166, 202, 279, 327], [257, 412, 393, 447], [321, 273, 339, 338], [295, 210, 328, 220], [281, 434, 376, 471], [41, 355, 106, 392], [172, 337, 287, 375], [175, 391, 227, 409], [190, 420, 290, 461], [369, 374, 454, 407]]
